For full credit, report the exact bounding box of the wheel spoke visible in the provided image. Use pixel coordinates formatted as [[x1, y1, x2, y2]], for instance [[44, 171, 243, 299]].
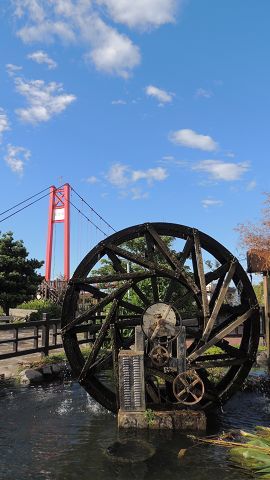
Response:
[[164, 237, 193, 302], [145, 232, 159, 302], [190, 378, 200, 388], [87, 352, 113, 374], [106, 243, 157, 270], [145, 381, 161, 403], [131, 285, 150, 307], [205, 261, 231, 285], [193, 230, 210, 328], [218, 340, 246, 358], [164, 279, 178, 303], [72, 271, 152, 284], [193, 357, 246, 368], [173, 290, 194, 309], [79, 299, 119, 380], [107, 248, 153, 307], [202, 261, 237, 342], [187, 306, 257, 362], [179, 376, 190, 388], [147, 225, 199, 294], [177, 387, 187, 399], [62, 280, 134, 332], [209, 274, 226, 311], [73, 282, 106, 299], [118, 300, 144, 314], [190, 391, 199, 401], [146, 224, 181, 270]]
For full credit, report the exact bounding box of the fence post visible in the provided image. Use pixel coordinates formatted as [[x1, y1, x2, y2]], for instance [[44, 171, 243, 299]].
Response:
[[41, 313, 50, 357], [263, 275, 270, 359], [13, 327, 18, 353]]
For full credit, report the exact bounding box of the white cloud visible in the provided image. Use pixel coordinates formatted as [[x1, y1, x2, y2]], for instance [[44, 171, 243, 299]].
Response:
[[202, 198, 223, 208], [85, 17, 141, 78], [13, 0, 46, 22], [86, 175, 99, 184], [193, 160, 249, 181], [27, 50, 57, 69], [145, 85, 173, 104], [131, 166, 168, 182], [4, 144, 31, 175], [107, 163, 129, 188], [0, 109, 10, 142], [162, 155, 175, 161], [12, 0, 181, 78], [169, 129, 218, 151], [106, 162, 168, 198], [112, 99, 127, 105], [6, 63, 23, 76], [18, 21, 76, 43], [246, 180, 257, 191], [14, 76, 76, 124], [97, 0, 178, 29], [131, 188, 149, 200], [195, 88, 212, 99]]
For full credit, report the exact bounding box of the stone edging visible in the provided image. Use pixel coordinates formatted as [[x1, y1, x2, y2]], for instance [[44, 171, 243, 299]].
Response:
[[19, 362, 71, 384]]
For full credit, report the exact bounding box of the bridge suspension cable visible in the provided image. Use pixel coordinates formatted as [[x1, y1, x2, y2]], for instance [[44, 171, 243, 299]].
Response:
[[69, 199, 108, 237], [0, 189, 56, 224], [0, 184, 115, 237], [0, 186, 51, 217], [70, 186, 116, 232]]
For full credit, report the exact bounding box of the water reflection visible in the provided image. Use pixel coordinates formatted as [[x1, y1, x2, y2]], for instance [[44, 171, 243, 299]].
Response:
[[0, 379, 269, 480]]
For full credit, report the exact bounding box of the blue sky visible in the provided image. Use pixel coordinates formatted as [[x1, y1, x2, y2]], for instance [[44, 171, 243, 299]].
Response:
[[0, 1, 269, 277]]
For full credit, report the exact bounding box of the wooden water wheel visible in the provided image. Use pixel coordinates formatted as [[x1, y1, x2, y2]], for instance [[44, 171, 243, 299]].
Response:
[[61, 222, 260, 412]]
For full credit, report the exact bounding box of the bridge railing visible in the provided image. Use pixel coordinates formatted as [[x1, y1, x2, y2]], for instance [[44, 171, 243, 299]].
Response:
[[0, 308, 266, 361], [0, 313, 91, 360]]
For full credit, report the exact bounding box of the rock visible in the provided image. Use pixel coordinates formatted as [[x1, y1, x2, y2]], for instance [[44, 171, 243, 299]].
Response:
[[118, 409, 206, 431], [104, 439, 155, 463], [51, 364, 61, 374], [256, 351, 269, 366], [41, 365, 52, 376], [19, 368, 43, 385]]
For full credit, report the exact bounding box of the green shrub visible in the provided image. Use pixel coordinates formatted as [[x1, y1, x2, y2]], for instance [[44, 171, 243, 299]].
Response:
[[17, 299, 62, 321]]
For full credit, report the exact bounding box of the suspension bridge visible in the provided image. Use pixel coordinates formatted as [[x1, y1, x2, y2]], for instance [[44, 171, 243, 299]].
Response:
[[0, 182, 116, 303]]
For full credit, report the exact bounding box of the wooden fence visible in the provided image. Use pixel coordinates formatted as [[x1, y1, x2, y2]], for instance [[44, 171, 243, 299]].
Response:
[[0, 309, 266, 361], [0, 313, 90, 360]]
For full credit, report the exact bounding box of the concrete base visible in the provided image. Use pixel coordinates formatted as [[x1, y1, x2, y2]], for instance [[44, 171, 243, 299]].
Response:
[[118, 409, 206, 431]]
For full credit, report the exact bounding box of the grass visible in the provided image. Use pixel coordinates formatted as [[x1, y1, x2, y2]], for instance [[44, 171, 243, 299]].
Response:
[[18, 344, 106, 371], [18, 352, 67, 371]]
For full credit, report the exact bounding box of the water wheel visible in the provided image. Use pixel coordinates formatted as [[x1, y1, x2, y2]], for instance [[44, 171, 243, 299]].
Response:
[[61, 222, 260, 413]]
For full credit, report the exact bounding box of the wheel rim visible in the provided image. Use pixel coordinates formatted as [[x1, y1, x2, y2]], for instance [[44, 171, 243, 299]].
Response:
[[61, 222, 260, 413]]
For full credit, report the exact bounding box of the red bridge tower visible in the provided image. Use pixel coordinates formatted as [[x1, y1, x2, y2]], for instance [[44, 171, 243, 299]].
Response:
[[45, 183, 70, 281]]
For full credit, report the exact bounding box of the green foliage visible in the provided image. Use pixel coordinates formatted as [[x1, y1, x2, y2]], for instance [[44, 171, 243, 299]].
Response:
[[254, 282, 264, 305], [0, 231, 44, 315], [144, 408, 155, 426], [93, 235, 196, 314], [197, 426, 270, 479], [18, 299, 61, 320], [204, 346, 224, 355], [24, 351, 67, 369], [230, 427, 270, 478]]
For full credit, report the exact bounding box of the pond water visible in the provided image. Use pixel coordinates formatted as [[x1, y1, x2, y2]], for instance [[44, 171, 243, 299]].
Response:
[[0, 377, 270, 480]]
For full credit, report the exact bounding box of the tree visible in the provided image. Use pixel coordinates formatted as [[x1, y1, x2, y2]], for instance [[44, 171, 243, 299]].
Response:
[[0, 231, 44, 315], [253, 282, 264, 305], [92, 236, 195, 314], [236, 192, 270, 252]]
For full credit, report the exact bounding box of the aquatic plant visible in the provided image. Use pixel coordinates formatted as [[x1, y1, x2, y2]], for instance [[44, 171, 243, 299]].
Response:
[[193, 427, 270, 479], [144, 408, 155, 426]]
